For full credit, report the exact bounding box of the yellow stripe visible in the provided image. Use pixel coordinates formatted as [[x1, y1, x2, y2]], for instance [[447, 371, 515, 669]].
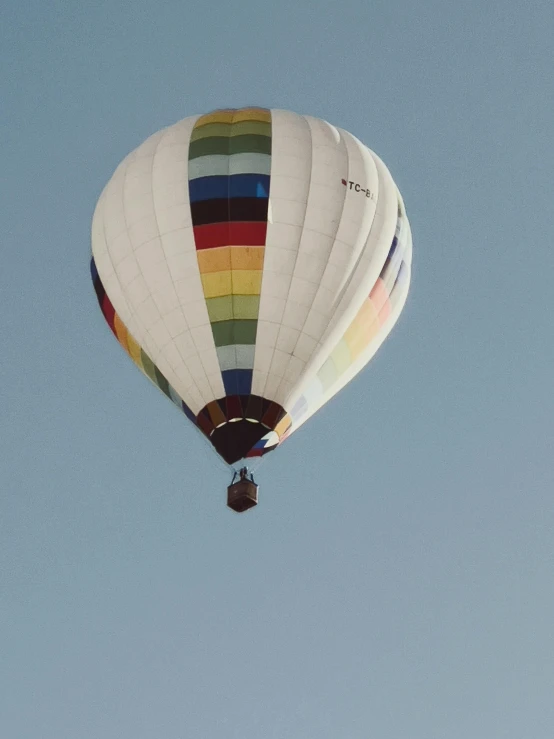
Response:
[[274, 414, 292, 437], [347, 319, 380, 359], [114, 314, 129, 352], [201, 271, 232, 298], [194, 108, 271, 129], [195, 110, 236, 126], [191, 120, 271, 141], [330, 341, 352, 374], [232, 269, 262, 295], [233, 108, 271, 123], [201, 269, 263, 298], [197, 246, 264, 274], [344, 301, 378, 354], [126, 333, 143, 368]]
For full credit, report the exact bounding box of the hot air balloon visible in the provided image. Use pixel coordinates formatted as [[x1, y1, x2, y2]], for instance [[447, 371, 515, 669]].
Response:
[[91, 107, 412, 511]]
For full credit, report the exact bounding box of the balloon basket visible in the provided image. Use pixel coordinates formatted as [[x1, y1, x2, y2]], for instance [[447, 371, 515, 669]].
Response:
[[227, 468, 258, 513]]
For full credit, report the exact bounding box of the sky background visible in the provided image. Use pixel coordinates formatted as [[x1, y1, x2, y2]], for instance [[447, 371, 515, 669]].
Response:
[[2, 1, 554, 737]]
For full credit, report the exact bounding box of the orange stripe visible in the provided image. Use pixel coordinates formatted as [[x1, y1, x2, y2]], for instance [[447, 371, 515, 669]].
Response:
[[369, 278, 389, 312], [114, 314, 129, 352]]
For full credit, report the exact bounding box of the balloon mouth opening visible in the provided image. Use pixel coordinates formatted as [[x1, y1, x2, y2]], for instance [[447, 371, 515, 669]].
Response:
[[209, 419, 274, 464], [195, 395, 291, 464]]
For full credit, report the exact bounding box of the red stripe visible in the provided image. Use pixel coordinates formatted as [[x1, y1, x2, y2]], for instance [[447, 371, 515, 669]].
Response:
[[196, 413, 214, 436], [194, 222, 267, 250], [101, 295, 117, 335], [226, 395, 243, 420]]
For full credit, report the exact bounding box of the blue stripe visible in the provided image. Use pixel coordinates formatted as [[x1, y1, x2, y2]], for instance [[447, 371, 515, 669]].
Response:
[[229, 174, 269, 199], [189, 174, 270, 202], [189, 176, 227, 202], [181, 401, 197, 424], [390, 261, 408, 298], [222, 368, 253, 396], [291, 396, 308, 418]]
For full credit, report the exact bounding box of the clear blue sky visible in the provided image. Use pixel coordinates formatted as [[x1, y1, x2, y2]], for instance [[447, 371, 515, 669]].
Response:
[[2, 1, 554, 737]]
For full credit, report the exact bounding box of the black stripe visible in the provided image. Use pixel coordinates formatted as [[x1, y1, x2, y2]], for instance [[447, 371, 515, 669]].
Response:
[[190, 197, 268, 226]]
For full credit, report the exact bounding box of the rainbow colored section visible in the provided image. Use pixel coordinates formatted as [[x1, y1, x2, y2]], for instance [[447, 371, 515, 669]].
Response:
[[188, 107, 272, 397], [90, 258, 197, 425], [289, 205, 410, 428]]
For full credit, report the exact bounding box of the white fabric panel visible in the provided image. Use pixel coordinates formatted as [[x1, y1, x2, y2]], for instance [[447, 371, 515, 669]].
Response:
[[285, 153, 399, 413], [252, 109, 313, 398], [150, 121, 222, 405], [255, 110, 410, 427], [91, 115, 224, 413]]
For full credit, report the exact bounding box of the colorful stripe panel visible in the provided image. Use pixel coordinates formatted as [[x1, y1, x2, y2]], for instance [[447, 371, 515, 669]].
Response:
[[188, 108, 272, 397], [288, 203, 410, 430], [90, 258, 197, 425]]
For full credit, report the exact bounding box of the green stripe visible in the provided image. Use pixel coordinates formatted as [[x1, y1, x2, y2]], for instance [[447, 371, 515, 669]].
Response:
[[154, 366, 171, 398], [189, 134, 272, 160], [189, 137, 229, 160], [206, 295, 233, 323], [232, 295, 260, 320], [206, 295, 261, 323], [318, 358, 338, 392], [229, 134, 272, 155], [140, 350, 158, 384], [190, 123, 232, 141], [211, 319, 258, 346], [190, 120, 271, 142], [229, 121, 271, 137], [330, 341, 352, 375]]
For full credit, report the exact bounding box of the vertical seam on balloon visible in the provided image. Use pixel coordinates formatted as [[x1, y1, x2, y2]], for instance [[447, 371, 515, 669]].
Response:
[[260, 112, 313, 403], [154, 121, 214, 408], [119, 138, 183, 386], [116, 138, 195, 406], [93, 153, 193, 418], [131, 129, 209, 409], [149, 127, 206, 404], [290, 162, 406, 432], [317, 150, 397, 376], [273, 119, 351, 410], [250, 111, 272, 399], [292, 143, 382, 416], [99, 161, 138, 334], [331, 145, 380, 305], [303, 145, 383, 387], [99, 155, 154, 375], [286, 122, 350, 385]]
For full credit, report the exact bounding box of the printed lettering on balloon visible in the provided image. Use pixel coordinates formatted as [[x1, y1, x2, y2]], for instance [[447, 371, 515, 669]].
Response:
[[341, 178, 376, 201]]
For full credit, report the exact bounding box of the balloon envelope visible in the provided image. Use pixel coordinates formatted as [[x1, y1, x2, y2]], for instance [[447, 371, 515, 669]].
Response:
[[91, 107, 412, 466]]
